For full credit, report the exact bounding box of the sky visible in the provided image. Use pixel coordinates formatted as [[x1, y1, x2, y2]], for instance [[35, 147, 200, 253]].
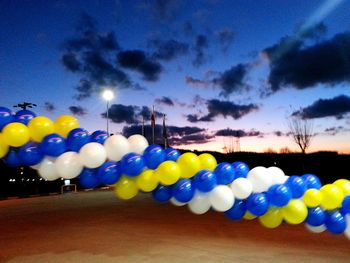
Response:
[[1, 0, 350, 153]]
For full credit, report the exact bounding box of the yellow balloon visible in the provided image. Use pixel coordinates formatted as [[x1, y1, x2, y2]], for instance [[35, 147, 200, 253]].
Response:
[[303, 189, 323, 207], [176, 152, 201, 178], [243, 211, 256, 220], [320, 184, 344, 210], [259, 207, 283, 228], [2, 122, 30, 147], [28, 116, 54, 142], [282, 199, 307, 225], [0, 133, 9, 158], [154, 160, 181, 185], [136, 169, 158, 192], [198, 153, 217, 171], [54, 115, 79, 138], [114, 176, 139, 200], [333, 179, 350, 196]]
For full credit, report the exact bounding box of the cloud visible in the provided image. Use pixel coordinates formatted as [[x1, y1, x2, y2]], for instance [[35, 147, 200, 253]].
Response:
[[193, 34, 209, 67], [102, 104, 163, 124], [292, 95, 350, 119], [212, 64, 250, 96], [117, 50, 162, 81], [187, 99, 259, 122], [185, 63, 250, 96], [61, 13, 161, 100], [44, 102, 55, 112], [74, 79, 95, 101], [155, 96, 174, 106], [183, 21, 194, 36], [264, 31, 350, 92], [324, 126, 348, 135], [215, 128, 261, 137], [61, 53, 81, 72], [185, 76, 209, 87], [150, 39, 189, 61], [122, 124, 213, 145], [216, 28, 234, 52], [150, 0, 183, 21], [69, 106, 87, 116], [138, 106, 163, 120], [274, 131, 284, 137]]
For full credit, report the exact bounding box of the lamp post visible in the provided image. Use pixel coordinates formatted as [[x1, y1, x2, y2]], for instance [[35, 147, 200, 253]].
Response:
[[102, 89, 114, 136]]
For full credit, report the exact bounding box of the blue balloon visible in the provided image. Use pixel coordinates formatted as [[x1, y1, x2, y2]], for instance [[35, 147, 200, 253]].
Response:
[[97, 161, 121, 185], [14, 110, 36, 125], [40, 133, 66, 157], [66, 128, 90, 152], [120, 153, 145, 177], [325, 210, 346, 234], [285, 176, 307, 198], [214, 162, 235, 185], [4, 149, 21, 167], [232, 161, 250, 178], [341, 196, 350, 215], [90, 130, 108, 145], [18, 142, 44, 166], [302, 174, 322, 189], [152, 185, 172, 203], [246, 193, 269, 216], [79, 169, 99, 189], [193, 170, 217, 192], [0, 106, 14, 131], [306, 207, 326, 226], [164, 148, 180, 161], [225, 199, 246, 220], [143, 144, 166, 169], [267, 184, 292, 207], [172, 179, 194, 203]]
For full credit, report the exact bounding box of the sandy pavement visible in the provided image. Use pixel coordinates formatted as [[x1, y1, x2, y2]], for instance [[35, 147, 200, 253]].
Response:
[[0, 190, 349, 262]]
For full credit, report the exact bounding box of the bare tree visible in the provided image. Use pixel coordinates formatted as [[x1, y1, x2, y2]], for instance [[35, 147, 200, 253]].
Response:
[[288, 117, 314, 154], [280, 146, 292, 154]]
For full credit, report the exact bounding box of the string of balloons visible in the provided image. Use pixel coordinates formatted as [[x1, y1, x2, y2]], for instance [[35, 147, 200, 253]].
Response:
[[1, 106, 350, 238]]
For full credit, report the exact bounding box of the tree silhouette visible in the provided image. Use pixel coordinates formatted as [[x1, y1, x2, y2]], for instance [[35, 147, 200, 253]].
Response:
[[288, 116, 314, 154]]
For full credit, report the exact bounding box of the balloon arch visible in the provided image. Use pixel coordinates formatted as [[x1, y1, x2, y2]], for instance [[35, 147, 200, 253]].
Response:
[[1, 106, 350, 238]]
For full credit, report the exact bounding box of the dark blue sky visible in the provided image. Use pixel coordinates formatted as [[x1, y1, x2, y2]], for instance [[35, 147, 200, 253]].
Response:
[[1, 0, 350, 153]]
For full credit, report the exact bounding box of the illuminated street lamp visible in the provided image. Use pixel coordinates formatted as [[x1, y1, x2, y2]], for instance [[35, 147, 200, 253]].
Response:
[[102, 89, 114, 136]]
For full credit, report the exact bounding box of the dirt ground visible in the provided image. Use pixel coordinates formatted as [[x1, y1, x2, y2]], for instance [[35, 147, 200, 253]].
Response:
[[0, 190, 349, 263]]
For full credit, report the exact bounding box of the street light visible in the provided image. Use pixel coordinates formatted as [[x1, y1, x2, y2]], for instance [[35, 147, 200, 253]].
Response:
[[102, 89, 114, 136]]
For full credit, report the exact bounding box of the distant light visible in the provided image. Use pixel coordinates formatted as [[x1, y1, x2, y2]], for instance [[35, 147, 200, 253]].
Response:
[[61, 178, 64, 180], [40, 178, 43, 181], [13, 179, 16, 182], [64, 179, 71, 186], [20, 172, 23, 175], [32, 179, 35, 181], [102, 89, 114, 101], [27, 179, 30, 182]]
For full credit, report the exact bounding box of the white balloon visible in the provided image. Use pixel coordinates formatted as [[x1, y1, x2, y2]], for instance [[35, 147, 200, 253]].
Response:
[[344, 215, 350, 239], [38, 157, 59, 181], [170, 197, 187, 206], [267, 166, 286, 185], [104, 134, 130, 161], [79, 142, 107, 168], [247, 166, 272, 193], [188, 191, 211, 215], [30, 163, 40, 170], [128, 134, 149, 154], [231, 178, 253, 199], [305, 223, 326, 233], [209, 185, 235, 212], [55, 151, 83, 179]]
